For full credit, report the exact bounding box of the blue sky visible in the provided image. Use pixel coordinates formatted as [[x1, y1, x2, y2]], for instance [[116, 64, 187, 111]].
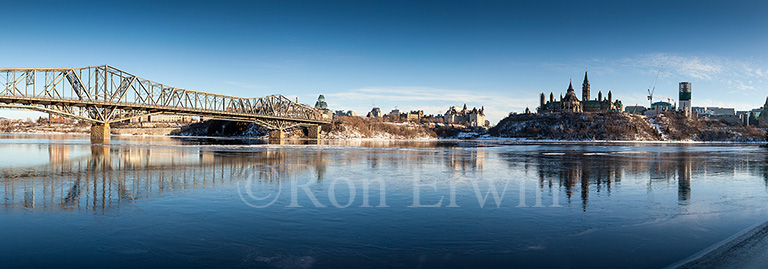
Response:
[[1, 0, 767, 123]]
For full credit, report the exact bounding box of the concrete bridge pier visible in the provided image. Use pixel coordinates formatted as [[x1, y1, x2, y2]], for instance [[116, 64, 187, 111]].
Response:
[[90, 123, 111, 143], [269, 129, 285, 144], [307, 125, 320, 139]]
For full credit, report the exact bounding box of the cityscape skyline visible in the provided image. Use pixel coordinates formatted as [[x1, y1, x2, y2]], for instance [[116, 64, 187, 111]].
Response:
[[1, 0, 767, 123]]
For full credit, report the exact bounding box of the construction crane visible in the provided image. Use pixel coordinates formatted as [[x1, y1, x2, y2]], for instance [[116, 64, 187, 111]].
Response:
[[647, 65, 663, 107]]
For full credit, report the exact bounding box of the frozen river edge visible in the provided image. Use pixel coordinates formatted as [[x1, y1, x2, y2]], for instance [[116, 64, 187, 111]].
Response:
[[671, 219, 768, 268]]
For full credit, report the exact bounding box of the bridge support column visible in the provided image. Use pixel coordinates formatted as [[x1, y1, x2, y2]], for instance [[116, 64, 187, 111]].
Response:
[[308, 125, 320, 139], [269, 129, 285, 143], [90, 123, 110, 143]]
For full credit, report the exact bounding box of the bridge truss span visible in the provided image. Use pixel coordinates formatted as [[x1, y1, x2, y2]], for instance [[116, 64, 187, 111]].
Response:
[[0, 65, 328, 131]]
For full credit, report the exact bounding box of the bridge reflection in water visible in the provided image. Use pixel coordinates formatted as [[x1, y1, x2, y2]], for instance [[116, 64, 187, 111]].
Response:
[[1, 139, 491, 212], [2, 143, 331, 212]]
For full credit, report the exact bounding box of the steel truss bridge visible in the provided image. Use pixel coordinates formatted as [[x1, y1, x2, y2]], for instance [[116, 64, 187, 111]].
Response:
[[0, 65, 328, 140]]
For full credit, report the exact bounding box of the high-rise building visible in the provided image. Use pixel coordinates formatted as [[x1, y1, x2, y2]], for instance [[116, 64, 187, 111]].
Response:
[[679, 82, 692, 118]]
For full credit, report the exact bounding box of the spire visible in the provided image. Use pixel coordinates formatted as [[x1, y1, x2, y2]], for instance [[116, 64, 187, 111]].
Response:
[[567, 80, 574, 92], [463, 103, 467, 111], [582, 71, 590, 101]]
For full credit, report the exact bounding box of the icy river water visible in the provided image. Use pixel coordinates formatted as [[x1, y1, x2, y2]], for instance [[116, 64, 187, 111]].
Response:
[[2, 134, 768, 268]]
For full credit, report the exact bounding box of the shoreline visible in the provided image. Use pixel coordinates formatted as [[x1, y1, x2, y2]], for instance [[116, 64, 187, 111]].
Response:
[[669, 220, 768, 268], [0, 131, 766, 145], [482, 137, 767, 145]]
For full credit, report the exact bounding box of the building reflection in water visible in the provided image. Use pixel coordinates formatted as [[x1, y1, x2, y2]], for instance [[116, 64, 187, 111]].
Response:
[[447, 148, 485, 171], [506, 147, 768, 211], [357, 144, 486, 173], [528, 151, 620, 211], [677, 151, 692, 205]]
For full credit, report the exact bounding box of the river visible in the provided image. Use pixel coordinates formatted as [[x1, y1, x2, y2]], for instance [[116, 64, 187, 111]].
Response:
[[1, 134, 767, 268]]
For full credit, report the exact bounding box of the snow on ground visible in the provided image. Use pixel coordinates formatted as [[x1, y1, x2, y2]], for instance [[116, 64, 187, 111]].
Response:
[[648, 117, 670, 140]]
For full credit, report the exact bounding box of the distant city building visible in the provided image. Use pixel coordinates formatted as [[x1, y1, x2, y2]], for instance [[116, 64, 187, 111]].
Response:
[[420, 113, 444, 123], [315, 95, 328, 110], [758, 97, 768, 127], [694, 106, 737, 119], [333, 110, 358, 118], [130, 114, 198, 123], [645, 101, 675, 117], [738, 111, 751, 126], [315, 95, 333, 119], [740, 108, 765, 126], [48, 114, 73, 124], [624, 106, 646, 114], [662, 103, 675, 111], [749, 111, 760, 126], [692, 106, 707, 117], [367, 107, 382, 117], [679, 82, 692, 118], [444, 104, 488, 127], [406, 110, 424, 122], [538, 72, 622, 113], [707, 107, 736, 116]]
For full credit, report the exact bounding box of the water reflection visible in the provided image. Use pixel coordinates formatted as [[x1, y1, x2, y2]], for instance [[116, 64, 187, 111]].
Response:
[[677, 152, 692, 204], [2, 143, 332, 212], [2, 138, 499, 213], [3, 140, 768, 214], [528, 151, 621, 211], [504, 146, 768, 211]]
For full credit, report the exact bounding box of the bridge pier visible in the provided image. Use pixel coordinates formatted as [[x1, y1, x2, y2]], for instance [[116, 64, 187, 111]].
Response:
[[90, 123, 110, 143], [307, 125, 320, 139], [269, 129, 285, 143]]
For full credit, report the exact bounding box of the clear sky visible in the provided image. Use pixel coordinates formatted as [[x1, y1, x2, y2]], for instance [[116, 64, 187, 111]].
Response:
[[1, 0, 767, 123]]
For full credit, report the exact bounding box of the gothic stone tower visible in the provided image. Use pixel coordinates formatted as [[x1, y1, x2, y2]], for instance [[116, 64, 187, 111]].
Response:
[[582, 71, 590, 101]]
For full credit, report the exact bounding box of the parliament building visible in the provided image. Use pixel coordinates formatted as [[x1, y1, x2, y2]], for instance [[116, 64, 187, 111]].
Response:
[[537, 72, 623, 113]]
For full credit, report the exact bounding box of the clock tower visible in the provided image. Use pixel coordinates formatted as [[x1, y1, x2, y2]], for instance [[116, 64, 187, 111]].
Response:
[[582, 71, 590, 101]]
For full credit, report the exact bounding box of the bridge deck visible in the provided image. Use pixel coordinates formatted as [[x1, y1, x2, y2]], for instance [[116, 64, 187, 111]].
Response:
[[0, 96, 329, 124]]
